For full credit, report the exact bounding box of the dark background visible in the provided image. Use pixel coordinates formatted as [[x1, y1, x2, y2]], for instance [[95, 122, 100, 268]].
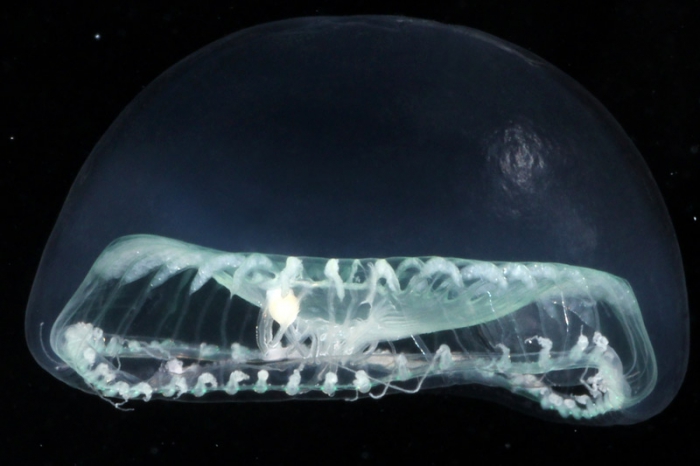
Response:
[[3, 1, 698, 464]]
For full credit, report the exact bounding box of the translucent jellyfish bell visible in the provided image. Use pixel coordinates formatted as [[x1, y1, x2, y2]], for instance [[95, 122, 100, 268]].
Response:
[[26, 16, 688, 425]]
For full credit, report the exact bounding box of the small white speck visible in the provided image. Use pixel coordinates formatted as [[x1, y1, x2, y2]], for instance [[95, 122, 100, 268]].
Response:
[[94, 33, 101, 40], [693, 216, 697, 222], [9, 136, 14, 140]]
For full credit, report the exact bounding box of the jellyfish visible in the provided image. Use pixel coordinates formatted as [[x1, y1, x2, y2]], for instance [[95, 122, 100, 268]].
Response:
[[25, 16, 688, 425]]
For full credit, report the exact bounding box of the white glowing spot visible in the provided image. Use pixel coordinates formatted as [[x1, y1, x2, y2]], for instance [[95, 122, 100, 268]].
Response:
[[94, 33, 101, 40], [266, 288, 300, 327], [166, 359, 184, 374]]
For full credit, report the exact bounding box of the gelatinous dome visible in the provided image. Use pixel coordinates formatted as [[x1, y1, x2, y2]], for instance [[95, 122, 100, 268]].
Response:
[[25, 16, 687, 424]]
